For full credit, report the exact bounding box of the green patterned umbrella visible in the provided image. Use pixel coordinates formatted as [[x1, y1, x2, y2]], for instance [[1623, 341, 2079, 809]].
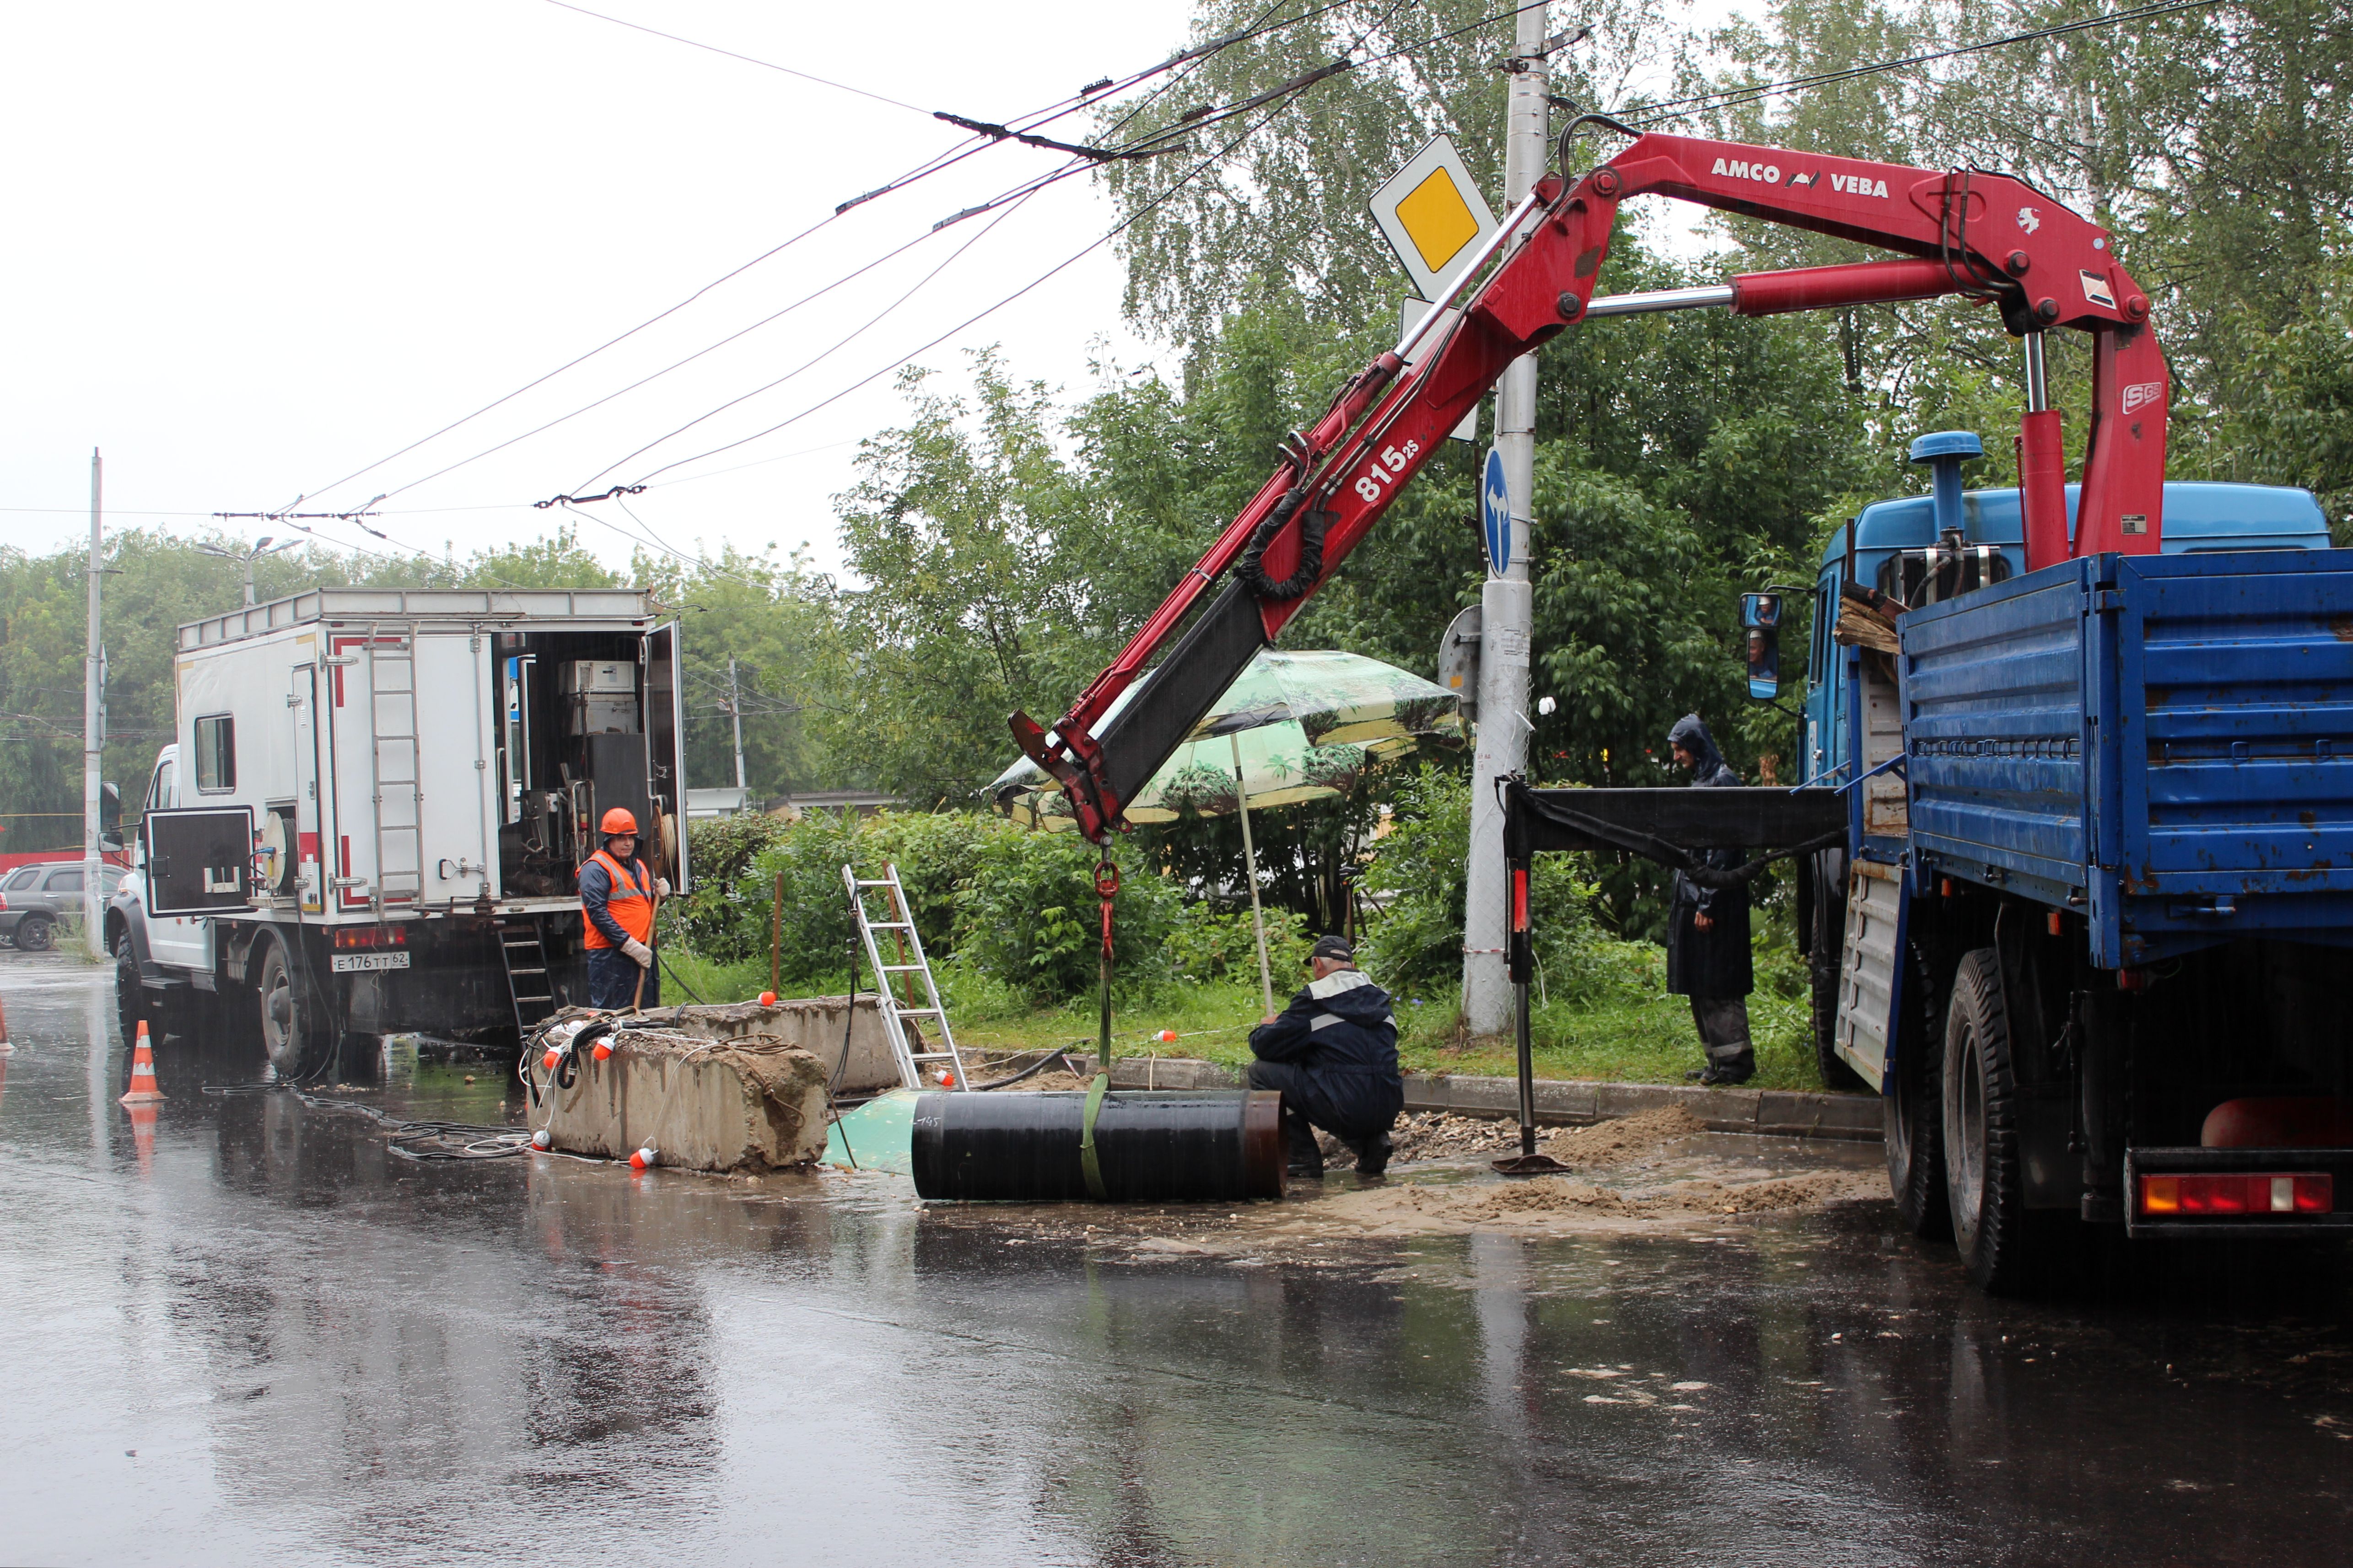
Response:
[[989, 650, 1464, 1015], [987, 650, 1463, 830]]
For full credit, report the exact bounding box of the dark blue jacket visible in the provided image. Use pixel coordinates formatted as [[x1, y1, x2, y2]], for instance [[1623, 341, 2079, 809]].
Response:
[[1249, 967, 1404, 1135], [1664, 714, 1754, 998]]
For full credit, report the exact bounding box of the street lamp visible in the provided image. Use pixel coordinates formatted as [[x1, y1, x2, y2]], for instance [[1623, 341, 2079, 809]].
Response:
[[199, 536, 298, 607]]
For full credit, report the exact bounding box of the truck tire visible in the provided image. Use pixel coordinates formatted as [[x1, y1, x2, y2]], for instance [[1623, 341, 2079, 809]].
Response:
[[254, 930, 330, 1079], [1942, 947, 2052, 1293], [1809, 876, 1863, 1091], [115, 935, 159, 1046], [16, 913, 54, 952], [1885, 942, 1948, 1240]]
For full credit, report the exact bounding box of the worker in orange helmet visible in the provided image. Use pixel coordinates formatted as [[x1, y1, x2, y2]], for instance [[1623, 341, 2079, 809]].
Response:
[[579, 807, 668, 1011]]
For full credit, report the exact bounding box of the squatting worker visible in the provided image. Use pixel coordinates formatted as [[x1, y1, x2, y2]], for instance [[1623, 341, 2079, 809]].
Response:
[[579, 807, 670, 1012], [1246, 934, 1404, 1178], [1666, 713, 1755, 1085]]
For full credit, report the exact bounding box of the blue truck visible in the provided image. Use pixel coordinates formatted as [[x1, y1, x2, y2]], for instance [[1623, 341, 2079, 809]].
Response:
[[1761, 436, 2349, 1288]]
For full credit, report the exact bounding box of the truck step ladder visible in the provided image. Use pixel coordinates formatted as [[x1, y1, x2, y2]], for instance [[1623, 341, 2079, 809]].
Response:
[[495, 916, 560, 1035], [844, 863, 973, 1092], [364, 623, 424, 913]]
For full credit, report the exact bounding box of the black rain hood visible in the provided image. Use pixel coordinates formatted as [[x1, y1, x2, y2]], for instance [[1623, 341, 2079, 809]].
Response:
[[1668, 714, 1737, 786]]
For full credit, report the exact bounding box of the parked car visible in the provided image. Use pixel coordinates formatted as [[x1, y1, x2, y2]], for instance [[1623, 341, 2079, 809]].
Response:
[[1, 862, 126, 951]]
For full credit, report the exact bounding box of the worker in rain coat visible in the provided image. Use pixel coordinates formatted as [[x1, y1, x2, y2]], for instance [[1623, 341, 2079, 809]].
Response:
[[579, 807, 668, 1012], [1665, 713, 1755, 1085], [1247, 934, 1404, 1178]]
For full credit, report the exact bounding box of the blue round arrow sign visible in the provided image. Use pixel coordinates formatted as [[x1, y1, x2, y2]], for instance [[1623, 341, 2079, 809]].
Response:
[[1480, 447, 1512, 577]]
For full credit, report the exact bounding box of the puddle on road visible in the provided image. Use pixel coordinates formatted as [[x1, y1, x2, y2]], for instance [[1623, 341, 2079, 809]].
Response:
[[9, 954, 2353, 1568]]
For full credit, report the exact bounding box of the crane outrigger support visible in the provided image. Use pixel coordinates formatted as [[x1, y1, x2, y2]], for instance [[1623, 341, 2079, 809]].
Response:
[[1011, 131, 2170, 842]]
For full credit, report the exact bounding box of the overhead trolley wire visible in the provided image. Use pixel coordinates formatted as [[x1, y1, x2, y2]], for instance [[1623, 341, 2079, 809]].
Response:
[[609, 9, 1421, 490], [293, 3, 1357, 512], [541, 0, 935, 117], [1622, 0, 2225, 126]]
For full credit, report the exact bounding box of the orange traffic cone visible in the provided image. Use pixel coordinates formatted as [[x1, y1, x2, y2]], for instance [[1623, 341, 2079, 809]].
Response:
[[0, 988, 13, 1054], [119, 1020, 165, 1105]]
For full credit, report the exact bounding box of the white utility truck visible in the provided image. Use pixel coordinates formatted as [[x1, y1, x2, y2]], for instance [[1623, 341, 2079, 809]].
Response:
[[108, 587, 689, 1075]]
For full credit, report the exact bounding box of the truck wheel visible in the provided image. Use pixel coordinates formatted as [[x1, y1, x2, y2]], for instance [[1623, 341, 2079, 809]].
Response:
[[255, 932, 328, 1079], [1884, 942, 1949, 1240], [16, 913, 53, 953], [115, 936, 149, 1045], [1943, 947, 2050, 1293]]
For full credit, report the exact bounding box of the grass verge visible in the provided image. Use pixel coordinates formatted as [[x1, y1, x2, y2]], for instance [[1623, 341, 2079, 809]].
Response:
[[660, 934, 1837, 1095]]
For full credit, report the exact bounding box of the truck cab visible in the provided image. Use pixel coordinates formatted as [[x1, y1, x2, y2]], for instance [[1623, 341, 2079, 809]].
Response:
[[1799, 479, 2331, 796]]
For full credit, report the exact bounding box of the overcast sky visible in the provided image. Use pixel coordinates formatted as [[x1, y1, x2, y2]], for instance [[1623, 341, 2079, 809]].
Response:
[[3, 2, 1744, 580]]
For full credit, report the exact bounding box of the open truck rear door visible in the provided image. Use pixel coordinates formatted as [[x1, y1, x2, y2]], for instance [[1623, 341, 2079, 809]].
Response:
[[645, 620, 688, 891], [144, 806, 257, 917]]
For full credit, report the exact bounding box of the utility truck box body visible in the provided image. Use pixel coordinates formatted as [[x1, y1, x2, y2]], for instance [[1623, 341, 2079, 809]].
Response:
[[112, 587, 688, 1071]]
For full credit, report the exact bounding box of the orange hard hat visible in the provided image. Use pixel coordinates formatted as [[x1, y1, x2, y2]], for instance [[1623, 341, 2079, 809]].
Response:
[[599, 807, 639, 836]]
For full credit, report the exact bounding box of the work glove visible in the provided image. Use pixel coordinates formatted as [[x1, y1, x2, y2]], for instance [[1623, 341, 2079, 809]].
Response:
[[655, 878, 671, 897], [622, 938, 653, 968]]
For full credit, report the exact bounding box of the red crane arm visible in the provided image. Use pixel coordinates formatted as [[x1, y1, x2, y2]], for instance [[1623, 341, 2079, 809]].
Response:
[[1012, 130, 2169, 842]]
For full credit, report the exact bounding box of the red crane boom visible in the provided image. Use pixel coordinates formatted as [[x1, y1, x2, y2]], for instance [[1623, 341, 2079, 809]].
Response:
[[1011, 124, 2169, 843]]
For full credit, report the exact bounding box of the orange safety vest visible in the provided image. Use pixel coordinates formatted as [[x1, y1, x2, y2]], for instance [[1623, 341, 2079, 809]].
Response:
[[581, 848, 654, 949]]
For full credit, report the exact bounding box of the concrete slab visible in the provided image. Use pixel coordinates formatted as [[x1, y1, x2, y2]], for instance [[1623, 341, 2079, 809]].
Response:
[[536, 1023, 832, 1172], [662, 996, 901, 1095]]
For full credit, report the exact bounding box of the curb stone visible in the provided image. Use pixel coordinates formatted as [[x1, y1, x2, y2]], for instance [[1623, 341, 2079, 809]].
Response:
[[1095, 1057, 1882, 1142]]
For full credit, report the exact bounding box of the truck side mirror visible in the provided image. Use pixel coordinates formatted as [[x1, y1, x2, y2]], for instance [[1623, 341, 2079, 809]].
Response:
[[1740, 592, 1781, 701]]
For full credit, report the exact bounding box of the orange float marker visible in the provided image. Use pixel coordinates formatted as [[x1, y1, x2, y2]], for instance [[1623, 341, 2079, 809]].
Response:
[[118, 1021, 165, 1105]]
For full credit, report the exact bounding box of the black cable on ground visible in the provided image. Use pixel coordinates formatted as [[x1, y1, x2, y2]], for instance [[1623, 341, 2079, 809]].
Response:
[[658, 949, 707, 1004], [970, 1046, 1084, 1091]]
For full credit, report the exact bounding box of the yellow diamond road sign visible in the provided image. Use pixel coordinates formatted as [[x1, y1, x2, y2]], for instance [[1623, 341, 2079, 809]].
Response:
[[1370, 135, 1497, 301]]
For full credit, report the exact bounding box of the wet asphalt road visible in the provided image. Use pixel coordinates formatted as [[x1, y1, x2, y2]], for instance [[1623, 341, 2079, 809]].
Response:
[[4, 953, 2350, 1567]]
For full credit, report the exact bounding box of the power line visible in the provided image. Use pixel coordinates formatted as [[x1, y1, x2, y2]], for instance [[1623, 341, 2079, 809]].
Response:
[[1626, 0, 2225, 125], [600, 2, 1429, 489], [293, 6, 1351, 511], [570, 180, 1050, 493], [616, 73, 1345, 489], [541, 0, 933, 117]]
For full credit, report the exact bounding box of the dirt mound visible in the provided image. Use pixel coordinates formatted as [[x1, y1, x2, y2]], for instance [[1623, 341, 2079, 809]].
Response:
[[1263, 1165, 1880, 1238], [1319, 1104, 1706, 1171], [1545, 1104, 1707, 1166]]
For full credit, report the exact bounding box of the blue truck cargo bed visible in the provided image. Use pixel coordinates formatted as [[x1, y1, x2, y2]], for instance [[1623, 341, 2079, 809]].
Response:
[[1901, 548, 2353, 967]]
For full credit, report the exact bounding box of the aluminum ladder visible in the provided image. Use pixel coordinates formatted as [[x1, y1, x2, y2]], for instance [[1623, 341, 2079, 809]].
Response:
[[495, 916, 559, 1034], [844, 863, 972, 1092], [363, 623, 423, 912]]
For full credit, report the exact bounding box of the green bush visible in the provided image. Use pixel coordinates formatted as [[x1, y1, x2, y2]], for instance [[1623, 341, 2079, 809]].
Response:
[[950, 829, 1177, 1000], [673, 813, 796, 961], [1166, 900, 1311, 988], [1358, 764, 1609, 999]]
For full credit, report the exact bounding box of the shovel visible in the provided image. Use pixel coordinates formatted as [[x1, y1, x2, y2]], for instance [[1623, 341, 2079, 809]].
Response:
[[630, 872, 662, 1013], [1491, 976, 1566, 1176]]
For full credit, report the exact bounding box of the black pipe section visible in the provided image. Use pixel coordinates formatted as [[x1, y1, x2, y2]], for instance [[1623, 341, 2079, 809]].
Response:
[[911, 1089, 1284, 1202]]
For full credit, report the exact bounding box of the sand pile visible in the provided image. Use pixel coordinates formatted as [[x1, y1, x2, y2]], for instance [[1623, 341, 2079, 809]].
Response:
[[1319, 1102, 1709, 1170], [1244, 1165, 1882, 1239], [1544, 1105, 1707, 1166]]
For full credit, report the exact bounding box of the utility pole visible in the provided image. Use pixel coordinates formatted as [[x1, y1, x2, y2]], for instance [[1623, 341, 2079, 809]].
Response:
[[1460, 1, 1549, 1038], [83, 449, 105, 959], [726, 655, 747, 792]]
